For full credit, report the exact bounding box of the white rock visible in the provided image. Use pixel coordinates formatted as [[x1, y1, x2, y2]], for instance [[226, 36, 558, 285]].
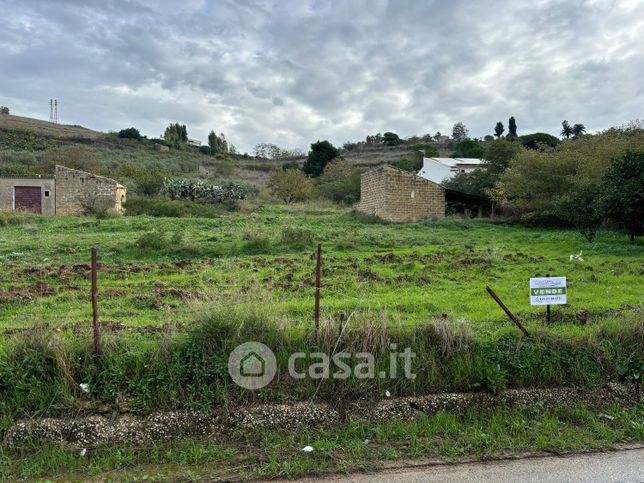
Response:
[[79, 383, 90, 393], [301, 446, 315, 453], [385, 390, 391, 397], [79, 449, 87, 456]]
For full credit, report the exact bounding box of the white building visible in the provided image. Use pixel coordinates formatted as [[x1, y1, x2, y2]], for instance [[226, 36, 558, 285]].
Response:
[[417, 157, 485, 185]]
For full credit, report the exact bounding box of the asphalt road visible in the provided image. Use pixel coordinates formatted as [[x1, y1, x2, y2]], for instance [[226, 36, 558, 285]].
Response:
[[289, 449, 644, 483]]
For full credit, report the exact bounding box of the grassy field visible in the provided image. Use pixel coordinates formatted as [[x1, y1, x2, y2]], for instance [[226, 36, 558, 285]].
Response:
[[0, 204, 641, 332], [0, 204, 642, 479]]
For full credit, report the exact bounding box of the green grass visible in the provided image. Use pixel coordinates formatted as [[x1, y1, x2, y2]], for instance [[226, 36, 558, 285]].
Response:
[[0, 205, 641, 331], [1, 403, 641, 480], [0, 203, 642, 479]]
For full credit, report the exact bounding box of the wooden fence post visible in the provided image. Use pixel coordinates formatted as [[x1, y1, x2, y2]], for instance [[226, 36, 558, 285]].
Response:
[[485, 286, 530, 337], [91, 247, 102, 355]]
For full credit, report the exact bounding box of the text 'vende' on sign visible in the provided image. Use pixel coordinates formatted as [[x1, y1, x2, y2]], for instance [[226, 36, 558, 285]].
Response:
[[529, 277, 567, 306]]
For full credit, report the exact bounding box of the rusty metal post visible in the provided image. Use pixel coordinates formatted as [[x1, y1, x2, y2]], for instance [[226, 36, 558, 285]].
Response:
[[485, 286, 530, 337], [314, 243, 321, 339], [91, 247, 102, 355]]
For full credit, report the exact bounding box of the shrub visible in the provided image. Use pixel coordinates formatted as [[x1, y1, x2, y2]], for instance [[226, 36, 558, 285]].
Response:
[[555, 184, 604, 242], [117, 127, 142, 141], [78, 192, 116, 218], [601, 151, 644, 243], [162, 178, 255, 203], [281, 226, 315, 248], [268, 169, 313, 204], [318, 158, 361, 204], [0, 106, 9, 115]]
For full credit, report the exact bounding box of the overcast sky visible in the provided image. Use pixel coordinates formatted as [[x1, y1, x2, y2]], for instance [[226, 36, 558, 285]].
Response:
[[1, 0, 642, 153]]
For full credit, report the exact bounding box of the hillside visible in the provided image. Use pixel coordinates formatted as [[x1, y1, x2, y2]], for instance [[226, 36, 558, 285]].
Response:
[[0, 113, 451, 188], [0, 113, 105, 140]]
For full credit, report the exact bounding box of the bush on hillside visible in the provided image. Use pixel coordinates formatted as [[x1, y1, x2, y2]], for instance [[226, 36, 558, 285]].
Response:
[[117, 127, 142, 141]]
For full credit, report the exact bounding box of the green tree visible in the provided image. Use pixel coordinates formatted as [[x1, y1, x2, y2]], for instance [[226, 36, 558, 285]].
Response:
[[507, 116, 518, 138], [601, 152, 644, 243], [484, 139, 522, 175], [494, 122, 504, 138], [561, 120, 573, 139], [450, 139, 484, 158], [303, 140, 339, 177], [382, 132, 402, 146], [555, 184, 604, 242], [164, 123, 188, 144], [208, 131, 228, 155], [118, 127, 142, 141], [519, 133, 560, 150], [452, 122, 469, 142], [0, 106, 9, 115], [268, 169, 314, 204], [572, 123, 586, 138], [496, 127, 644, 219], [318, 158, 361, 204]]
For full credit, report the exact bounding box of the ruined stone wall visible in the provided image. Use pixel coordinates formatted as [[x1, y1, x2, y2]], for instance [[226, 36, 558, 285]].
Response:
[[54, 165, 123, 215]]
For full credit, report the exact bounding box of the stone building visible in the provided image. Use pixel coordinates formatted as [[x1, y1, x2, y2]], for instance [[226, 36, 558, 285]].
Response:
[[356, 165, 445, 222], [0, 165, 126, 215]]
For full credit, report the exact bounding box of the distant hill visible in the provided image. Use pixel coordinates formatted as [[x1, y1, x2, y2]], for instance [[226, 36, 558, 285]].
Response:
[[0, 113, 105, 140]]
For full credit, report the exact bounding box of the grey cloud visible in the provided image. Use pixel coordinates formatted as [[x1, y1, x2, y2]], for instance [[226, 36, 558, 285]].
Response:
[[1, 0, 642, 152]]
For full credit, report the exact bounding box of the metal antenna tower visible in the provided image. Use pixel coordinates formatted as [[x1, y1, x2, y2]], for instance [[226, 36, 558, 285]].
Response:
[[49, 99, 53, 123], [54, 99, 58, 124]]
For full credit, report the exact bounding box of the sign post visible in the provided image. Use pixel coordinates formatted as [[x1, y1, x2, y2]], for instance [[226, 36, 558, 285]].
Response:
[[530, 276, 567, 323]]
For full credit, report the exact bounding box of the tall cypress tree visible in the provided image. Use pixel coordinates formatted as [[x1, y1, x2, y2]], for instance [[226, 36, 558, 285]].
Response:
[[508, 117, 517, 138]]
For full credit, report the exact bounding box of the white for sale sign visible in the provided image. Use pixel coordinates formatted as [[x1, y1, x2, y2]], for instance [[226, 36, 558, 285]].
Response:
[[530, 277, 567, 306]]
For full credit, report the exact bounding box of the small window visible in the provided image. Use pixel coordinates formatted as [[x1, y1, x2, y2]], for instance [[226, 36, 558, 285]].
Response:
[[44, 190, 50, 197], [80, 177, 85, 184]]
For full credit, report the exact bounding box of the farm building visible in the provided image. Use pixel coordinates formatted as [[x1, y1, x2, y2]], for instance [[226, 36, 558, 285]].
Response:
[[356, 164, 494, 222], [0, 165, 126, 215], [417, 157, 484, 184], [356, 165, 446, 222]]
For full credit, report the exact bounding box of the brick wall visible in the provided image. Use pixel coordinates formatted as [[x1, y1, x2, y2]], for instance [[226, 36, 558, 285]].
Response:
[[356, 165, 445, 222], [55, 165, 125, 215]]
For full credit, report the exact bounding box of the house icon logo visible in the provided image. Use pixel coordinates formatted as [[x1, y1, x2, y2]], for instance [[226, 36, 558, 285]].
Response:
[[228, 341, 276, 390], [240, 351, 265, 377]]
